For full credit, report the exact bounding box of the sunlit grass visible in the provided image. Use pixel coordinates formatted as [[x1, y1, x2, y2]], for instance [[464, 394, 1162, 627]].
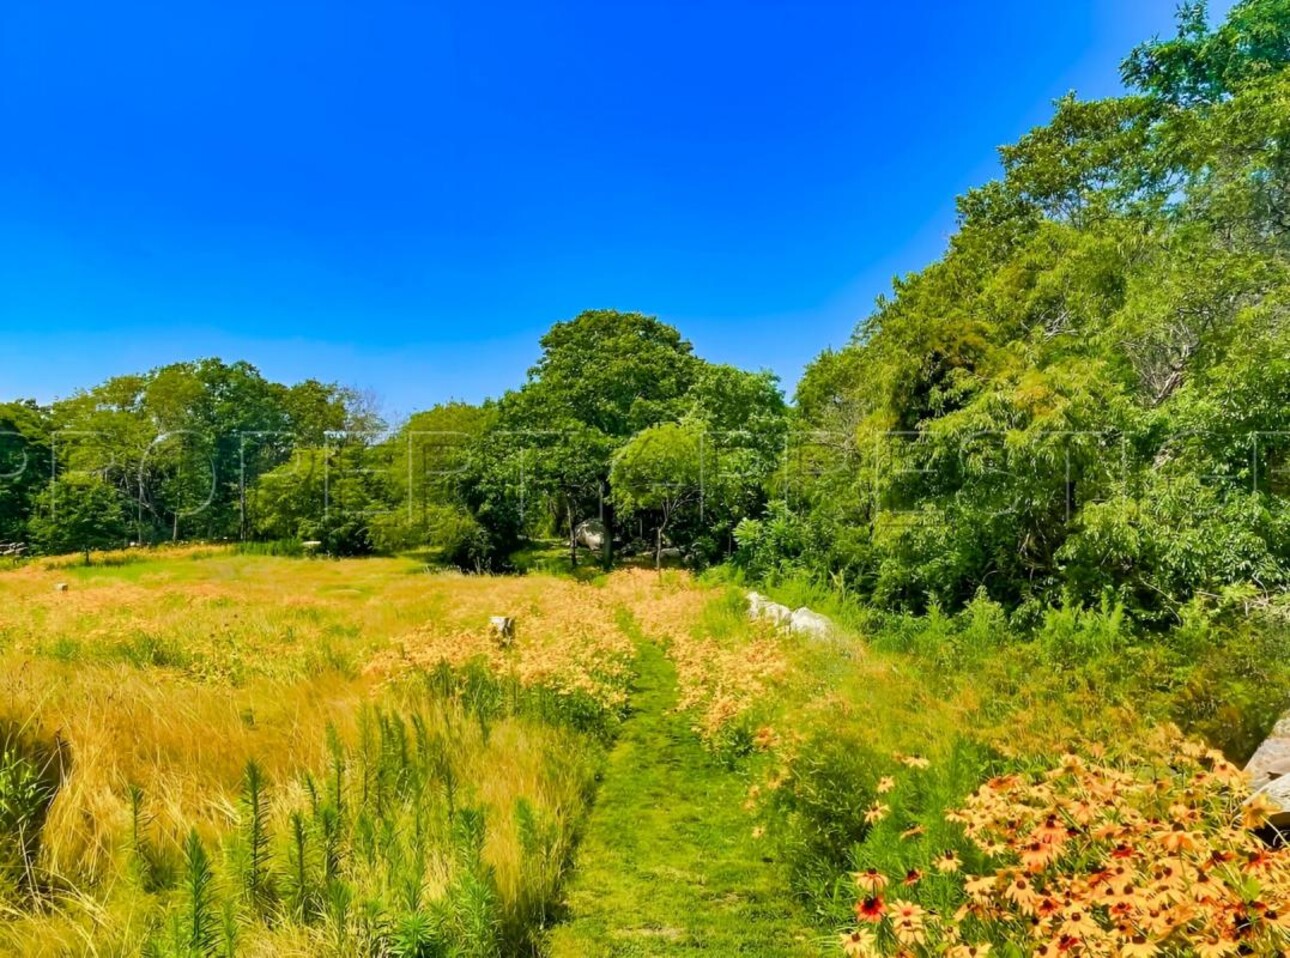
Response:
[[0, 549, 636, 954]]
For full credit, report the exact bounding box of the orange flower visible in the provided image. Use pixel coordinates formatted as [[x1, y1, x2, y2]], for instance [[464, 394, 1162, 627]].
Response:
[[854, 896, 886, 923], [1157, 825, 1198, 854]]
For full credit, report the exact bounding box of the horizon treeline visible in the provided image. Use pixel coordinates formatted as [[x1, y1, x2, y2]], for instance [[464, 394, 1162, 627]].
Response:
[[4, 0, 1290, 624]]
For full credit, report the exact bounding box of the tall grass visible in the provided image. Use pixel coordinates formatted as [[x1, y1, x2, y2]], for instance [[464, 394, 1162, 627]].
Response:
[[0, 553, 623, 955]]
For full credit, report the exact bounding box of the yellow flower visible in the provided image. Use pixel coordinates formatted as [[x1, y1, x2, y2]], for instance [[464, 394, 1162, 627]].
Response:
[[864, 802, 889, 824], [947, 945, 992, 958], [837, 928, 876, 957], [888, 900, 927, 945], [876, 775, 896, 794], [935, 849, 962, 873], [852, 868, 888, 895]]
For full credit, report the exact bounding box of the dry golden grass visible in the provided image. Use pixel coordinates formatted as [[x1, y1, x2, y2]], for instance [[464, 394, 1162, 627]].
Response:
[[0, 550, 682, 954]]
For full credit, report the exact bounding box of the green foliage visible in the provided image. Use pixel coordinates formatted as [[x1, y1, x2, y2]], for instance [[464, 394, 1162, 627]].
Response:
[[179, 829, 219, 957], [770, 0, 1290, 621], [0, 746, 55, 890], [610, 422, 708, 566], [28, 472, 128, 559], [239, 761, 274, 912]]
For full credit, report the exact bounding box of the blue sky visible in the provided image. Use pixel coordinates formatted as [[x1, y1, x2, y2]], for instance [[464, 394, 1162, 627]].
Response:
[[0, 0, 1231, 418]]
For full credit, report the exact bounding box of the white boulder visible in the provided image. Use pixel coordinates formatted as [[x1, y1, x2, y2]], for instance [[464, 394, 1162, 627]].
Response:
[[789, 607, 833, 639]]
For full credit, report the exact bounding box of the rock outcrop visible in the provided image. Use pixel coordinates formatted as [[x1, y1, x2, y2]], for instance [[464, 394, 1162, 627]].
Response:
[[1246, 712, 1290, 827], [747, 592, 834, 638]]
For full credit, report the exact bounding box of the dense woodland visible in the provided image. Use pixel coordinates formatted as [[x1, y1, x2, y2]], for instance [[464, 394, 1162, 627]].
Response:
[[4, 0, 1290, 627]]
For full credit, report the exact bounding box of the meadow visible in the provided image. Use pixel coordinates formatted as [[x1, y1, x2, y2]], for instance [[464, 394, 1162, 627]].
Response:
[[1, 548, 1287, 956]]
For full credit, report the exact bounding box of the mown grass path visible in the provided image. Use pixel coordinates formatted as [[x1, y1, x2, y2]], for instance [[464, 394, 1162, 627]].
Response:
[[546, 639, 828, 957]]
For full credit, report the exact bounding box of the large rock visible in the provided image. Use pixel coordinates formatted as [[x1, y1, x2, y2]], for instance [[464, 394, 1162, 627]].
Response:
[[1246, 712, 1290, 828], [745, 592, 810, 631], [574, 519, 607, 551], [789, 606, 833, 639]]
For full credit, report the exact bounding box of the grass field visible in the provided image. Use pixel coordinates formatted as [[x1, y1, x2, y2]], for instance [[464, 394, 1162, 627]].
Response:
[[1, 548, 1287, 956]]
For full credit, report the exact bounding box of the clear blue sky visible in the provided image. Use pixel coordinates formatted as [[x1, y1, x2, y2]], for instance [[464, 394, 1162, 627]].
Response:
[[0, 0, 1231, 419]]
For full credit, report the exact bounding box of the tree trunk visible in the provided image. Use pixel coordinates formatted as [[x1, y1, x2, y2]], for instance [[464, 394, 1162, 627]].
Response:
[[601, 500, 614, 570], [655, 525, 663, 571], [567, 502, 577, 568]]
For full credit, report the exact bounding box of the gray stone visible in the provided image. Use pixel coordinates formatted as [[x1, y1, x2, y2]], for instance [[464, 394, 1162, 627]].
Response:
[[1244, 711, 1290, 826], [574, 519, 607, 551], [789, 607, 833, 639], [1252, 775, 1290, 828], [1246, 729, 1290, 790]]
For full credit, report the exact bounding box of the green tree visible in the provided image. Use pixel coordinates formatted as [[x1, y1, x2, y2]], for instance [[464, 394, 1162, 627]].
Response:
[[28, 472, 128, 562], [611, 422, 710, 569]]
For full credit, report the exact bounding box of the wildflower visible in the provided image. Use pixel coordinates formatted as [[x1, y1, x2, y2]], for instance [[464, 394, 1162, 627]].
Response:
[[1241, 792, 1278, 830], [1262, 906, 1290, 930], [1059, 909, 1100, 940], [900, 754, 931, 770], [947, 946, 992, 958], [1118, 933, 1159, 957], [852, 868, 888, 895], [855, 896, 886, 923], [864, 802, 889, 824], [1193, 936, 1238, 958], [985, 774, 1020, 793], [876, 775, 896, 794], [903, 868, 923, 887], [889, 900, 927, 945], [1241, 848, 1277, 878], [1033, 815, 1068, 846], [900, 824, 924, 841], [935, 849, 962, 873], [1020, 839, 1059, 873], [1003, 873, 1039, 913], [838, 928, 876, 957], [1157, 824, 1198, 854]]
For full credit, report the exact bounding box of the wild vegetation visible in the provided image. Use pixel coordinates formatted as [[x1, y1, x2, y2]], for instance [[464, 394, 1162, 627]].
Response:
[[3, 1, 1290, 955]]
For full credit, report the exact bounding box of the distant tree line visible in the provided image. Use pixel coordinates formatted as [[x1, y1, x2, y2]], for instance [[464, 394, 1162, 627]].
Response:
[[3, 1, 1289, 624], [0, 315, 789, 572]]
